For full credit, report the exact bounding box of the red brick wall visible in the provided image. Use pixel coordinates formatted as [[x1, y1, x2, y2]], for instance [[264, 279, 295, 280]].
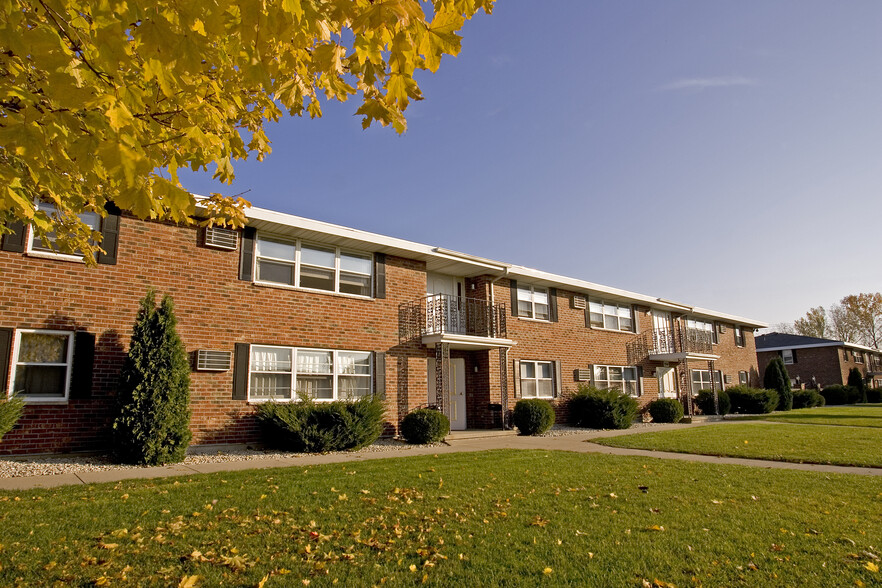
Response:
[[757, 346, 874, 388], [0, 216, 427, 454]]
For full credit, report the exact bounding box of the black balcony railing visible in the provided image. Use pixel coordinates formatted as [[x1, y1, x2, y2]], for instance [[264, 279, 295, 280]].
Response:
[[399, 294, 507, 342], [627, 326, 715, 364]]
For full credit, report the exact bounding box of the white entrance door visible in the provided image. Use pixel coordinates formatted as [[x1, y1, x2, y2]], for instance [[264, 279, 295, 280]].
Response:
[[427, 357, 467, 430], [426, 273, 466, 334], [657, 366, 677, 399], [653, 310, 672, 353]]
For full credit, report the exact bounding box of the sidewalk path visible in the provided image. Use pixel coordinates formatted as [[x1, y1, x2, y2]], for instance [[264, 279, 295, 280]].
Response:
[[1, 420, 880, 490]]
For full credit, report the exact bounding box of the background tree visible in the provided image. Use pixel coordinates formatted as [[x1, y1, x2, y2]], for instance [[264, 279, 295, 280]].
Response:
[[772, 322, 796, 335], [763, 356, 792, 411], [793, 306, 828, 338], [828, 303, 860, 343], [0, 0, 495, 260], [113, 290, 191, 465], [840, 293, 882, 349]]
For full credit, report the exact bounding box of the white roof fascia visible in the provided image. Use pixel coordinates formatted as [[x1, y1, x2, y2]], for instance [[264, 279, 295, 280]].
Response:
[[758, 341, 880, 353]]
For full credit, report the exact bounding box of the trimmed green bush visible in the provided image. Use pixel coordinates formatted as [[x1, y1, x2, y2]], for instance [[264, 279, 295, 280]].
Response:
[[792, 389, 824, 409], [764, 357, 792, 411], [694, 389, 731, 416], [258, 395, 385, 452], [819, 385, 861, 405], [0, 394, 24, 442], [647, 398, 683, 423], [112, 290, 192, 465], [726, 386, 779, 414], [868, 388, 882, 403], [512, 399, 555, 435], [847, 368, 868, 403], [569, 385, 638, 430], [400, 408, 449, 444]]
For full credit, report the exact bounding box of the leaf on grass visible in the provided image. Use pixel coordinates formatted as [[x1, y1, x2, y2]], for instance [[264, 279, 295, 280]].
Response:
[[178, 576, 200, 588], [530, 516, 549, 527], [543, 567, 553, 575], [865, 561, 879, 573]]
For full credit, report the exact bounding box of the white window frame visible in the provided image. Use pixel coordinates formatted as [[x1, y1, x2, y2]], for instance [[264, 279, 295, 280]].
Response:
[[254, 233, 373, 298], [691, 369, 722, 395], [26, 202, 101, 263], [734, 326, 745, 347], [516, 285, 550, 321], [9, 329, 75, 403], [686, 318, 717, 344], [519, 360, 554, 398], [738, 370, 748, 385], [588, 299, 634, 333], [247, 345, 373, 402], [782, 349, 794, 365], [853, 351, 864, 364], [592, 364, 640, 397]]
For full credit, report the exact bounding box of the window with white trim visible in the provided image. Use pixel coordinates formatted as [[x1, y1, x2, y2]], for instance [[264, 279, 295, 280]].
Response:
[[738, 370, 748, 385], [10, 330, 74, 401], [248, 346, 371, 401], [254, 235, 373, 297], [853, 350, 864, 364], [516, 285, 549, 320], [588, 299, 634, 332], [686, 318, 716, 344], [782, 349, 795, 365], [734, 326, 745, 347], [28, 202, 101, 260], [691, 369, 722, 395], [593, 365, 640, 396], [519, 360, 553, 398]]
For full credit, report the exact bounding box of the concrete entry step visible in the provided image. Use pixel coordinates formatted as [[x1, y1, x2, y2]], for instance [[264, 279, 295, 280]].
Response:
[[444, 429, 518, 441]]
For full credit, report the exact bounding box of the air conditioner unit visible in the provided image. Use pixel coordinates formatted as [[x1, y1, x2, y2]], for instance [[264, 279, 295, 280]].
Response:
[[196, 349, 233, 371], [572, 295, 587, 309], [574, 368, 591, 382], [204, 226, 238, 250]]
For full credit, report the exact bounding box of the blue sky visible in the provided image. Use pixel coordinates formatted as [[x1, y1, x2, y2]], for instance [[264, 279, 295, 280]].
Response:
[[180, 2, 882, 327]]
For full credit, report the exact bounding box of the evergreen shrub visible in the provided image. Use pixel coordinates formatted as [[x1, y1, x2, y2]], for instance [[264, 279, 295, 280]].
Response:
[[569, 385, 638, 430], [647, 398, 683, 423], [400, 408, 450, 444], [694, 389, 731, 416], [819, 385, 860, 405], [764, 357, 792, 411], [792, 389, 824, 409], [0, 394, 24, 442], [726, 386, 779, 414], [512, 399, 555, 435], [847, 368, 868, 403]]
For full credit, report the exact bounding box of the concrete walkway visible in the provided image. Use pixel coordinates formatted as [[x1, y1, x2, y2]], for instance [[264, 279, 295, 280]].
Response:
[[1, 420, 880, 490]]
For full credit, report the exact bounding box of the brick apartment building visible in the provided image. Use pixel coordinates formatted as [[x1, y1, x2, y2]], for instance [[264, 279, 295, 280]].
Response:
[[0, 203, 765, 454], [756, 333, 882, 389]]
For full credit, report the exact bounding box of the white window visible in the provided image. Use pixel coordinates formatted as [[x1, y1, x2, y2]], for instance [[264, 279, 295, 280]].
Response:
[[691, 369, 722, 394], [516, 285, 549, 320], [734, 326, 745, 347], [255, 235, 372, 297], [738, 370, 748, 385], [593, 365, 640, 396], [686, 318, 717, 344], [248, 346, 371, 401], [28, 202, 101, 260], [588, 299, 634, 332], [10, 330, 75, 401], [782, 349, 794, 365], [519, 360, 554, 398], [853, 351, 864, 364]]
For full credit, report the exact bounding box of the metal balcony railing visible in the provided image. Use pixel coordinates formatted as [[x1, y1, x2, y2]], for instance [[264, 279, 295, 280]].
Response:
[[627, 326, 715, 364], [399, 294, 507, 342]]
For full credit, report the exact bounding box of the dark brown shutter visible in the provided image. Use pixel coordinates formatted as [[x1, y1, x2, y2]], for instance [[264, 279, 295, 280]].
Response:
[[232, 343, 250, 400], [1, 222, 26, 253], [636, 366, 644, 397], [0, 328, 12, 391], [239, 227, 256, 281], [373, 351, 386, 397], [509, 279, 518, 317], [97, 206, 121, 265], [69, 331, 95, 398], [373, 253, 386, 299], [548, 287, 558, 322], [792, 349, 798, 364], [552, 360, 562, 397], [512, 359, 520, 398]]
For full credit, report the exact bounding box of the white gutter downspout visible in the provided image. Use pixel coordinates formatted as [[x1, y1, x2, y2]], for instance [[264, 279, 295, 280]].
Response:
[[489, 267, 510, 306]]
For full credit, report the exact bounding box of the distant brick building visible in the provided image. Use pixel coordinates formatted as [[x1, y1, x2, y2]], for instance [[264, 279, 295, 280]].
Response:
[[756, 333, 882, 389], [1, 202, 765, 454]]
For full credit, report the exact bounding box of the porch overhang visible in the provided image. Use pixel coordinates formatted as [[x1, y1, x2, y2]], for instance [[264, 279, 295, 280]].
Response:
[[422, 333, 516, 350], [648, 352, 721, 362]]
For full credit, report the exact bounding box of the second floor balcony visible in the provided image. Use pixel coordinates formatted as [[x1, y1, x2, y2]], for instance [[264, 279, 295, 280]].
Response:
[[399, 294, 513, 349], [627, 326, 720, 363]]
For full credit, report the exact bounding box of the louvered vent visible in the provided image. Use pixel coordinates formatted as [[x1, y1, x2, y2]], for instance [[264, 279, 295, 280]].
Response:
[[574, 368, 591, 382], [197, 350, 233, 371], [572, 295, 587, 309], [204, 226, 238, 250], [724, 374, 732, 384], [717, 324, 727, 334]]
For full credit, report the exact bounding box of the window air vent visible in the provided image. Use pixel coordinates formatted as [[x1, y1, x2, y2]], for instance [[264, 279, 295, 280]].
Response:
[[724, 374, 732, 384], [196, 350, 233, 371], [574, 368, 591, 382], [572, 295, 587, 309], [204, 227, 238, 250], [717, 324, 727, 334]]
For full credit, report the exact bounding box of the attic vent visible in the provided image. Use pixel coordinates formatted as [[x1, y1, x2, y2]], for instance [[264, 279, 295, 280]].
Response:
[[204, 226, 238, 250], [724, 374, 732, 384], [574, 368, 591, 382], [717, 324, 727, 334], [572, 295, 587, 309], [196, 350, 233, 371]]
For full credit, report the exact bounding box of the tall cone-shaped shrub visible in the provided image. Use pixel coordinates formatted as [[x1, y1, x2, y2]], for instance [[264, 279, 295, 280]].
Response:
[[763, 356, 792, 411], [113, 290, 192, 464]]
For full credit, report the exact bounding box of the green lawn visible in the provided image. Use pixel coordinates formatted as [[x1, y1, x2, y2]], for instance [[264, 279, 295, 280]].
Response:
[[1, 450, 881, 587], [593, 422, 882, 468], [754, 404, 882, 428]]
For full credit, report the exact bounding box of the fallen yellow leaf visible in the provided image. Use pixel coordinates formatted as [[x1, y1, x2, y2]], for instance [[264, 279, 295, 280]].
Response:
[[543, 567, 553, 575], [178, 575, 200, 588], [865, 561, 879, 573]]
